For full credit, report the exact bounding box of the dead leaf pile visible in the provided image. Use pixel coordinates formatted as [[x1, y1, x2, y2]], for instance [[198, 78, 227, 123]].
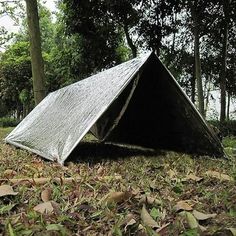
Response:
[[0, 129, 235, 235]]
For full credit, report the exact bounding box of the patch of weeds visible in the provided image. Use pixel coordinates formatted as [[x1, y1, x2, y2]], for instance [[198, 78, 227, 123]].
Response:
[[229, 208, 236, 217], [223, 136, 236, 148], [180, 228, 199, 236], [0, 203, 16, 215], [172, 182, 184, 194]]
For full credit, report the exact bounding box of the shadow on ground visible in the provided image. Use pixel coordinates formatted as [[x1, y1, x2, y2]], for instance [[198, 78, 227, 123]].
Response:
[[66, 141, 163, 164]]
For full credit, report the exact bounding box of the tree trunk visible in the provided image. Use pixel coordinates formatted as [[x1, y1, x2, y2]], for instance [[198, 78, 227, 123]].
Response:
[[220, 0, 229, 123], [204, 76, 212, 116], [123, 23, 137, 58], [25, 0, 46, 105], [16, 103, 21, 120], [226, 92, 230, 120], [193, 18, 204, 117], [191, 73, 196, 104]]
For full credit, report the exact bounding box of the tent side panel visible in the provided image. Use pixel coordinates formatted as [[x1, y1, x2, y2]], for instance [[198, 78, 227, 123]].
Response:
[[105, 55, 224, 157], [5, 53, 152, 163]]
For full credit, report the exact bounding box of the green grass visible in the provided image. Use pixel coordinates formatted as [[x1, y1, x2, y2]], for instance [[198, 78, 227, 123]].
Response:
[[0, 127, 236, 235], [223, 136, 236, 157], [0, 127, 13, 139], [223, 136, 236, 148]]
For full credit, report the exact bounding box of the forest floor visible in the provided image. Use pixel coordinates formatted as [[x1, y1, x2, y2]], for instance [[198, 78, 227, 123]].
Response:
[[0, 127, 236, 236]]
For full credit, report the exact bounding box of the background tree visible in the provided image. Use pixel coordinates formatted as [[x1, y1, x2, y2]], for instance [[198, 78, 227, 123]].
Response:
[[0, 41, 32, 118], [0, 0, 235, 121], [62, 0, 128, 78], [0, 2, 59, 117], [219, 0, 231, 122], [25, 0, 46, 105], [0, 0, 24, 48]]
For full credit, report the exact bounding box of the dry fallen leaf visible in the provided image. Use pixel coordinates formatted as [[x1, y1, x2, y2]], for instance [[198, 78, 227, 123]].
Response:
[[141, 205, 159, 229], [205, 170, 233, 181], [174, 200, 193, 212], [124, 219, 136, 232], [167, 196, 175, 202], [33, 201, 59, 214], [139, 195, 161, 207], [147, 196, 156, 205], [199, 224, 207, 232], [139, 196, 147, 206], [123, 213, 136, 224], [213, 229, 236, 236], [228, 228, 236, 236], [192, 210, 217, 221], [97, 166, 104, 175], [167, 169, 177, 179], [0, 185, 18, 197], [41, 188, 52, 202], [99, 175, 122, 181], [0, 177, 81, 185], [186, 212, 198, 229], [182, 174, 203, 182], [106, 191, 132, 204], [139, 195, 155, 205], [3, 169, 17, 178], [156, 222, 171, 233], [138, 224, 145, 231], [131, 188, 140, 196]]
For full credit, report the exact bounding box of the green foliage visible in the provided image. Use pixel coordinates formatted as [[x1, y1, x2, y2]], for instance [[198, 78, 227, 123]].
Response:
[[0, 3, 67, 116], [62, 0, 132, 76], [150, 207, 160, 220], [44, 30, 82, 89], [0, 41, 32, 117], [180, 228, 199, 236], [209, 120, 236, 137], [1, 0, 236, 119], [0, 1, 24, 47], [0, 117, 19, 127]]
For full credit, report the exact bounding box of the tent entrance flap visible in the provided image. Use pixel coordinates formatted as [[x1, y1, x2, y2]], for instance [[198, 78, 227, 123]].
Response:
[[90, 73, 141, 141], [105, 55, 224, 157]]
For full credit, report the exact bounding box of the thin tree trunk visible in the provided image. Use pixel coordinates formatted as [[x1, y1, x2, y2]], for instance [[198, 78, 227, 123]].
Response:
[[25, 0, 46, 105], [166, 13, 177, 68], [191, 1, 204, 117], [191, 74, 196, 104], [220, 0, 229, 122], [171, 13, 177, 55], [226, 92, 230, 120], [16, 103, 21, 120], [204, 77, 212, 116], [123, 23, 137, 58], [193, 23, 204, 116]]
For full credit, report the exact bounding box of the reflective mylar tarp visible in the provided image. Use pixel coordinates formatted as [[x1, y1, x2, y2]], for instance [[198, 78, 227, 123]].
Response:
[[5, 52, 225, 164]]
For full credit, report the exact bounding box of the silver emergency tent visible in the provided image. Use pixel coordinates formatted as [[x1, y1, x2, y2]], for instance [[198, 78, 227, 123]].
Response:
[[5, 52, 224, 164]]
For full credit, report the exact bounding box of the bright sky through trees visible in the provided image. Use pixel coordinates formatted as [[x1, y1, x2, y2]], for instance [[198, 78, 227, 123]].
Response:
[[0, 0, 57, 42]]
